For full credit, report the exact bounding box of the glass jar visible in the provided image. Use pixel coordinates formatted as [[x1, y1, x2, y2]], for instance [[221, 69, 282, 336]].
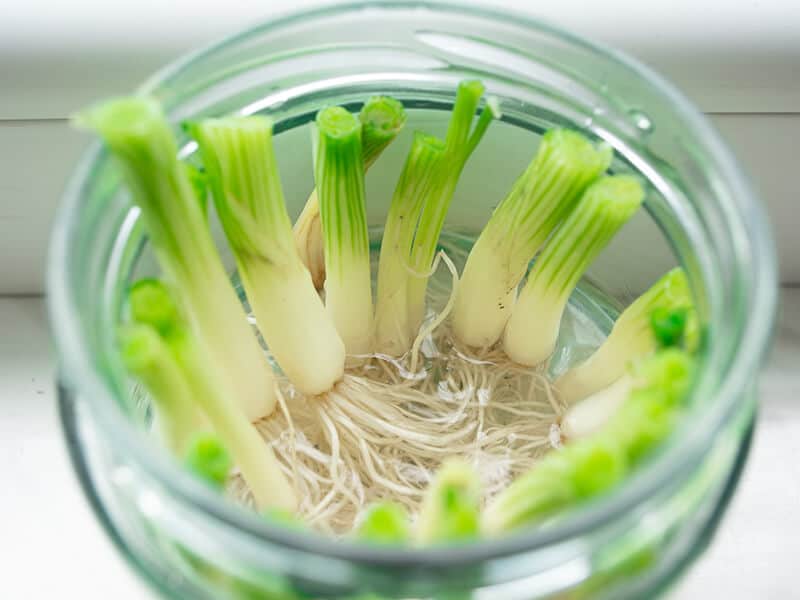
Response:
[[48, 2, 777, 599]]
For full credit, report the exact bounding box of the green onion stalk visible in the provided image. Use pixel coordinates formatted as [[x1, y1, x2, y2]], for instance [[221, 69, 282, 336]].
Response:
[[375, 80, 500, 355], [483, 437, 627, 535], [118, 323, 207, 455], [191, 116, 345, 395], [180, 435, 303, 600], [562, 300, 696, 438], [356, 502, 411, 545], [559, 374, 635, 441], [416, 460, 483, 600], [605, 348, 694, 464], [314, 107, 373, 355], [184, 433, 233, 488], [127, 279, 296, 511], [483, 348, 694, 535], [556, 267, 694, 405], [295, 96, 407, 289], [75, 97, 275, 421], [452, 130, 612, 348], [503, 175, 644, 366], [416, 459, 481, 544]]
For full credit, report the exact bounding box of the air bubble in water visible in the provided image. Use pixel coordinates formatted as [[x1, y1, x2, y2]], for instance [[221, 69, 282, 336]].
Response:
[[629, 109, 654, 134]]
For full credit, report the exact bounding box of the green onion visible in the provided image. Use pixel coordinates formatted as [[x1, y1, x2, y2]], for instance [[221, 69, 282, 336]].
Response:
[[482, 445, 585, 535], [416, 460, 481, 544], [568, 437, 629, 499], [190, 116, 345, 394], [118, 323, 206, 455], [356, 502, 411, 544], [561, 294, 695, 441], [503, 175, 644, 366], [128, 280, 296, 511], [651, 306, 689, 349], [556, 268, 693, 404], [406, 83, 500, 336], [374, 132, 445, 355], [184, 433, 233, 488], [606, 349, 694, 464], [375, 80, 499, 354], [128, 278, 182, 336], [559, 375, 634, 441], [314, 106, 373, 355], [295, 96, 407, 289], [482, 437, 626, 535], [75, 97, 275, 421], [485, 348, 693, 535], [359, 96, 408, 168], [498, 441, 625, 536], [452, 130, 612, 348]]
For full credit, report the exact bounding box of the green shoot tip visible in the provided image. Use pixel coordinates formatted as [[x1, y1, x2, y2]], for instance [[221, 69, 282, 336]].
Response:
[[357, 502, 410, 544], [418, 459, 481, 543], [582, 174, 644, 217], [458, 79, 485, 99], [184, 433, 233, 489], [566, 438, 628, 498], [544, 129, 613, 173], [72, 96, 166, 143], [117, 323, 163, 371], [360, 96, 407, 136], [316, 106, 360, 139], [651, 307, 689, 349], [128, 279, 181, 336], [632, 347, 694, 406]]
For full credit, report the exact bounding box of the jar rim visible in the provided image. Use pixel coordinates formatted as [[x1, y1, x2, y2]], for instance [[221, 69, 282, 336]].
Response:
[[48, 0, 778, 568]]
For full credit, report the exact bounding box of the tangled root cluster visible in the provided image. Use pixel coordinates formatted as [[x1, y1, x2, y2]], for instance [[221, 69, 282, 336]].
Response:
[[228, 241, 565, 535]]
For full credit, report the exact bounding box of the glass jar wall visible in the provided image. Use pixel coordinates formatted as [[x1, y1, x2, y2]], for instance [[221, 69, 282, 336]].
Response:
[[48, 3, 776, 598]]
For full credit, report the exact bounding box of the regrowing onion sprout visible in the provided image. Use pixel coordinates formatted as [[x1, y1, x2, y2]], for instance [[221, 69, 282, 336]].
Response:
[[503, 175, 645, 366], [356, 502, 411, 545], [76, 80, 699, 548], [557, 268, 696, 441], [314, 106, 374, 356], [374, 80, 500, 355], [453, 129, 612, 349], [124, 278, 296, 511], [76, 98, 275, 421], [556, 267, 694, 405], [484, 347, 693, 535], [295, 96, 407, 290], [184, 433, 233, 488], [118, 322, 206, 456], [416, 459, 481, 544], [191, 116, 345, 395]]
